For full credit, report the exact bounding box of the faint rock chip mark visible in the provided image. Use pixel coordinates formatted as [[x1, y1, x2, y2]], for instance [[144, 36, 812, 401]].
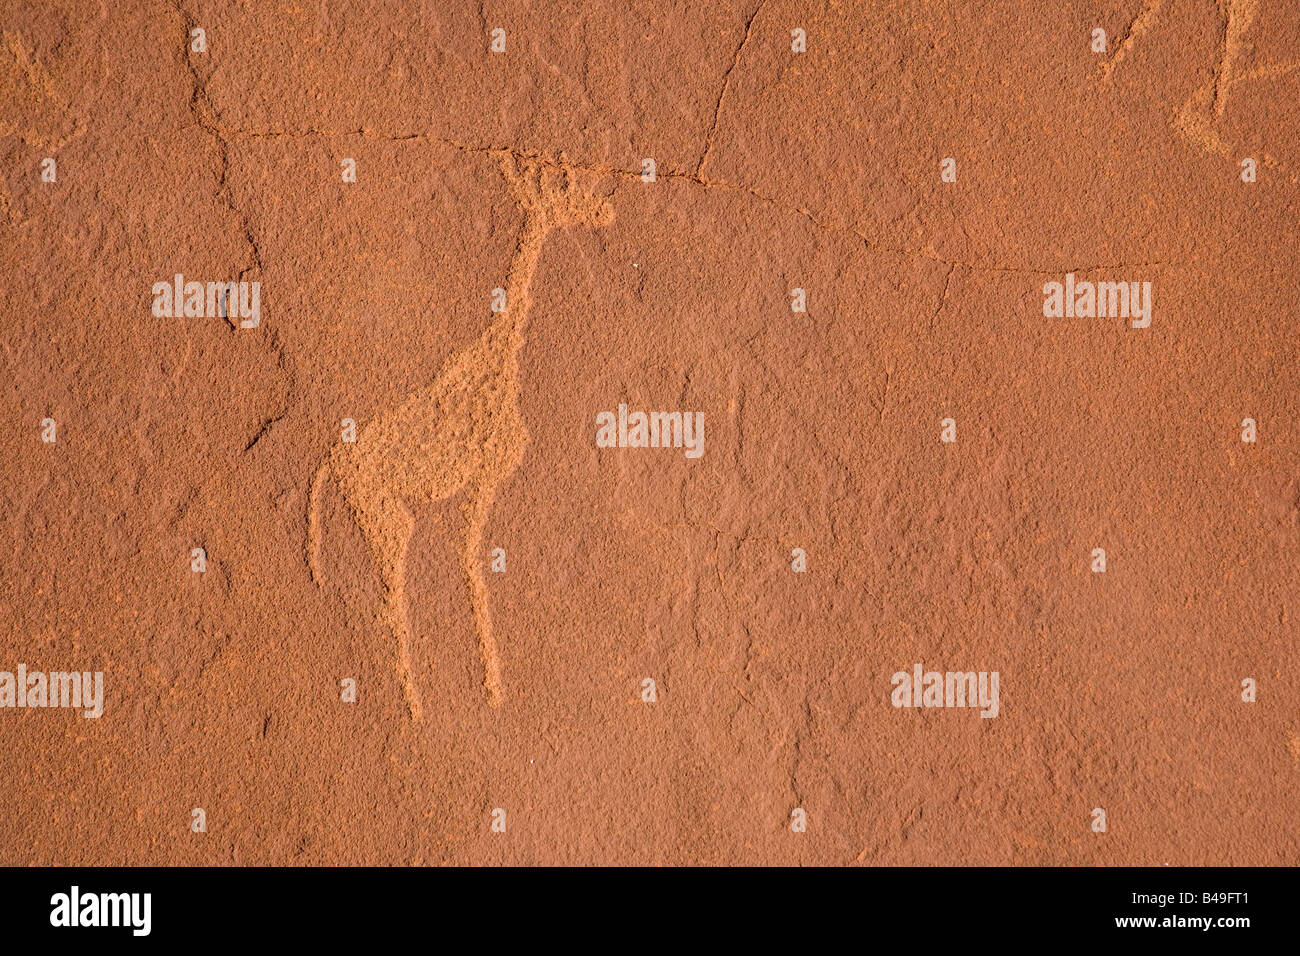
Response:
[[1174, 0, 1299, 181], [0, 30, 84, 150], [1099, 0, 1163, 81], [307, 154, 613, 720], [1212, 0, 1255, 116], [1254, 470, 1299, 537]]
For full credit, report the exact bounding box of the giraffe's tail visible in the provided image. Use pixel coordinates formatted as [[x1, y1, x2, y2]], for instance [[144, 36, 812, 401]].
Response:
[[307, 457, 331, 586]]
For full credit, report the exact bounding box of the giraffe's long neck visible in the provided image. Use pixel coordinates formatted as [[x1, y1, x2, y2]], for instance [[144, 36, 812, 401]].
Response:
[[495, 211, 552, 347]]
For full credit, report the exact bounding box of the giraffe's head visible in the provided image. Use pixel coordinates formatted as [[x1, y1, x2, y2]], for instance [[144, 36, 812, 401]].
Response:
[[499, 151, 614, 229]]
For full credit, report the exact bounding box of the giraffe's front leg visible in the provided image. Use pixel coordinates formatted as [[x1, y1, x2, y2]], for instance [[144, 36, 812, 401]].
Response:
[[462, 481, 503, 706]]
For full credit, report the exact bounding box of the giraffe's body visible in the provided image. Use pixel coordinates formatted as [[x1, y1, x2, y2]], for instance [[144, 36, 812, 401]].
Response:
[[308, 155, 613, 719]]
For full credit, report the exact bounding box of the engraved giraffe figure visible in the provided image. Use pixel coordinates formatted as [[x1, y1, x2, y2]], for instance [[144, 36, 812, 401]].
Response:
[[307, 153, 614, 720]]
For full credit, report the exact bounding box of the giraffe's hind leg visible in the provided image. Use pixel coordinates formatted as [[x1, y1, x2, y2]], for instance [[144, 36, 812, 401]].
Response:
[[463, 481, 503, 706], [353, 488, 423, 722]]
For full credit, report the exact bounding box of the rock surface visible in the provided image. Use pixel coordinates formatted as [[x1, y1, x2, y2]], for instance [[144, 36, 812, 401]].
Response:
[[0, 0, 1296, 864]]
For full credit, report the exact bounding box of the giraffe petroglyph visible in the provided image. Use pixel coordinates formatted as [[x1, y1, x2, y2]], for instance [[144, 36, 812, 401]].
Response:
[[307, 152, 614, 720]]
